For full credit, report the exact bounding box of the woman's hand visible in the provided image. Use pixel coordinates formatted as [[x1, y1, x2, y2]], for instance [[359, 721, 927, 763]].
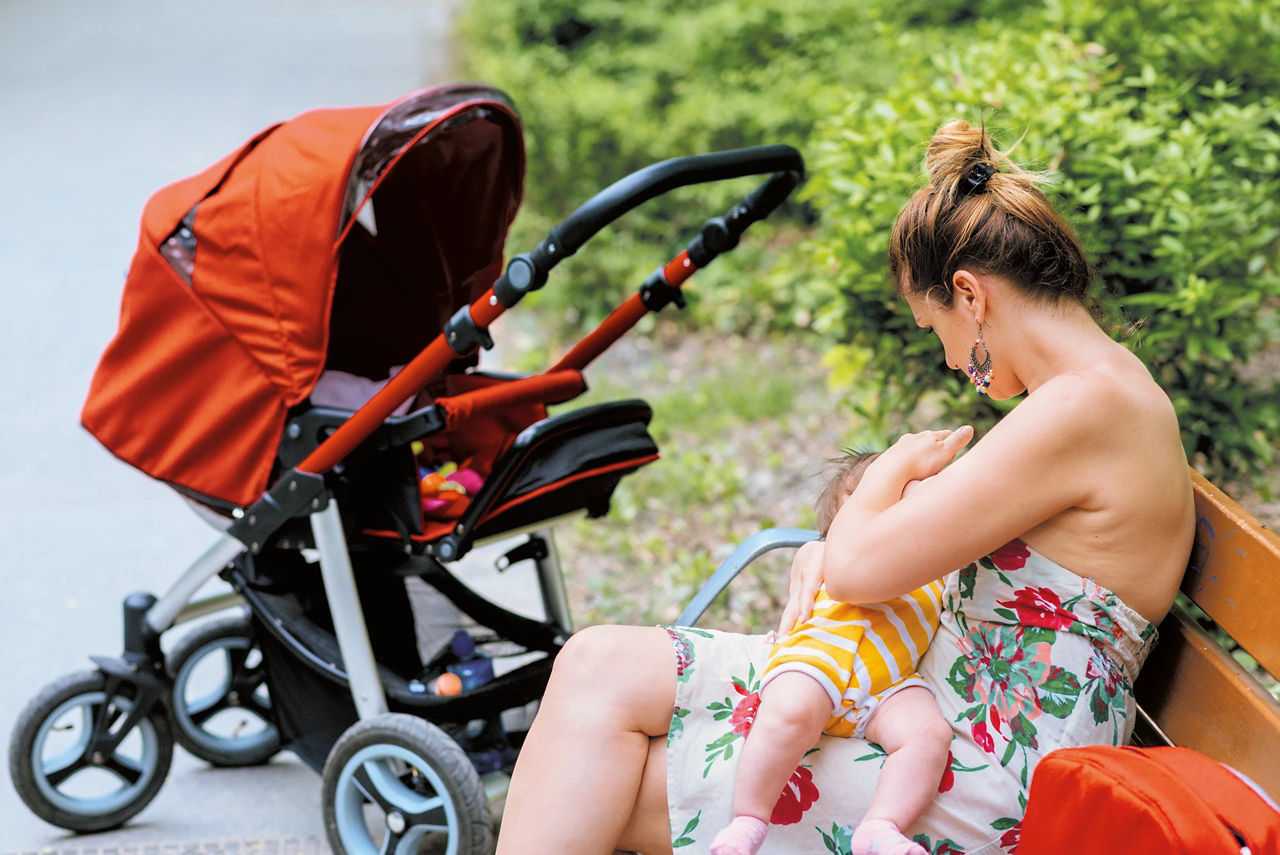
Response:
[[875, 426, 975, 485], [778, 540, 826, 636]]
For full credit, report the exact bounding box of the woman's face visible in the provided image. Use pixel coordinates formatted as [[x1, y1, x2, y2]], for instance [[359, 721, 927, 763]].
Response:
[[904, 289, 975, 378]]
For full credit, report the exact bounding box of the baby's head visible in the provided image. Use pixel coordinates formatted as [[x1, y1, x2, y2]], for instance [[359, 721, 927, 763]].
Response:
[[815, 450, 881, 536]]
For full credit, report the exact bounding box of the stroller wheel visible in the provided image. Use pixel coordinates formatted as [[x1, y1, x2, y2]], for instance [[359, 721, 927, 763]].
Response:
[[8, 670, 173, 832], [322, 713, 494, 855], [167, 614, 281, 767]]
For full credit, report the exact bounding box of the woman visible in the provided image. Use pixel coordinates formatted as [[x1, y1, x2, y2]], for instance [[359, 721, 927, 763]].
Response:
[[495, 120, 1195, 854]]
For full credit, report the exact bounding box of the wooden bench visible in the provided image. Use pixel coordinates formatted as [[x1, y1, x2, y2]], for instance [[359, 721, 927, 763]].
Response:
[[1132, 469, 1280, 800]]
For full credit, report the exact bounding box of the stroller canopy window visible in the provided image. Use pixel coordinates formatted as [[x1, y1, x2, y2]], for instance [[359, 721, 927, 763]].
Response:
[[82, 85, 525, 509]]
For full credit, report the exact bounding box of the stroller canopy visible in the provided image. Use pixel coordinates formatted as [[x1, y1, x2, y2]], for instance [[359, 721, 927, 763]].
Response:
[[83, 85, 525, 509]]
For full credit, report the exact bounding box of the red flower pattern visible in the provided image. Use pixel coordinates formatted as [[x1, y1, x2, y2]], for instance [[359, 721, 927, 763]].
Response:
[[990, 539, 1030, 572], [770, 765, 820, 825], [938, 750, 955, 793], [729, 685, 761, 736], [972, 720, 995, 754], [998, 586, 1077, 631], [1000, 819, 1022, 852]]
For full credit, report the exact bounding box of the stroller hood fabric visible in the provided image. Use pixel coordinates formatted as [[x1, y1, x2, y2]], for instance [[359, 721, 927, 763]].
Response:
[[82, 85, 525, 509]]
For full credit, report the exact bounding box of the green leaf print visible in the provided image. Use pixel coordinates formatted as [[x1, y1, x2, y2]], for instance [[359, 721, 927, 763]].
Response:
[[912, 833, 968, 854], [703, 732, 739, 777], [668, 707, 690, 746], [1009, 711, 1039, 749], [1038, 666, 1082, 719], [1020, 625, 1056, 646], [819, 822, 855, 855], [672, 810, 701, 848], [945, 657, 976, 700], [957, 564, 977, 600], [854, 742, 888, 764]]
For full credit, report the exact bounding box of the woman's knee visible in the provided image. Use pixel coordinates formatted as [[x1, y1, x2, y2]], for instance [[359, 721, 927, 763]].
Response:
[[552, 624, 629, 685], [550, 625, 678, 732]]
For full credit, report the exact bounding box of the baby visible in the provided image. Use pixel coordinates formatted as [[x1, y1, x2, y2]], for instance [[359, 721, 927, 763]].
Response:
[[710, 451, 952, 855]]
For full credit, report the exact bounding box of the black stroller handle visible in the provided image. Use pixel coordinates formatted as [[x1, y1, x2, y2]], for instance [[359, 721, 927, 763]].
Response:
[[493, 144, 804, 307]]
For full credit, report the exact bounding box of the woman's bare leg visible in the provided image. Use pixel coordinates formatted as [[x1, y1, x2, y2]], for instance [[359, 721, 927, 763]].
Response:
[[496, 625, 677, 855], [616, 736, 674, 855]]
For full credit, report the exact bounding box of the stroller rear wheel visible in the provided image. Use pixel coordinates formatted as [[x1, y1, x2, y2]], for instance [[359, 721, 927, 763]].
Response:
[[322, 713, 494, 855], [167, 614, 281, 767], [8, 670, 173, 833]]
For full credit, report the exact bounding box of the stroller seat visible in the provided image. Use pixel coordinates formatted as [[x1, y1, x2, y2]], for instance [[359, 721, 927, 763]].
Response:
[[272, 369, 659, 562]]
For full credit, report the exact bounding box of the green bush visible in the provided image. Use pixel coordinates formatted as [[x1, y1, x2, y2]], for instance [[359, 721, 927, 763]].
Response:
[[459, 0, 1280, 483], [802, 11, 1280, 479], [456, 0, 915, 329]]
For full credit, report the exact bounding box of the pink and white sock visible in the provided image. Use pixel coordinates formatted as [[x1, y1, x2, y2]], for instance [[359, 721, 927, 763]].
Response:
[[709, 814, 769, 855], [849, 818, 927, 855]]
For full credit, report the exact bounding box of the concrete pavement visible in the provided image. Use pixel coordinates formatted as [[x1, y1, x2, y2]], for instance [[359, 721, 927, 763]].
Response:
[[0, 2, 549, 850]]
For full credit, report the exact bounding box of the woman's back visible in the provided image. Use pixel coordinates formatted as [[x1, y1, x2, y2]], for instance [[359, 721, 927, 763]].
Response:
[[1017, 339, 1194, 622]]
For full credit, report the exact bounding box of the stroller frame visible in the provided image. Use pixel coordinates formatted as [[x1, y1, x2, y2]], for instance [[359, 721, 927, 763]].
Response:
[[12, 84, 803, 853]]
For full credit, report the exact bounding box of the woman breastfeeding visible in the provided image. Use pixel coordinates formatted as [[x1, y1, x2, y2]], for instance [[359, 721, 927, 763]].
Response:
[[495, 120, 1196, 854]]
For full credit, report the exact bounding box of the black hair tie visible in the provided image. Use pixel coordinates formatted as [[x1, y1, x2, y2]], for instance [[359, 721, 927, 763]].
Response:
[[958, 162, 996, 197]]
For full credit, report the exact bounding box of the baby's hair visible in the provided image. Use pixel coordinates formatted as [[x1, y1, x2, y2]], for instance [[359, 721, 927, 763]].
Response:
[[815, 449, 881, 536]]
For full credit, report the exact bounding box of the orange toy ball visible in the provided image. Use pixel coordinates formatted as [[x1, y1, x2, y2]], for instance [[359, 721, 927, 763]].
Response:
[[434, 672, 463, 696]]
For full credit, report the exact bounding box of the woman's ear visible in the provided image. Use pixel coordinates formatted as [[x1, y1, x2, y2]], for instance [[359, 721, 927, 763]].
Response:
[[951, 269, 988, 324]]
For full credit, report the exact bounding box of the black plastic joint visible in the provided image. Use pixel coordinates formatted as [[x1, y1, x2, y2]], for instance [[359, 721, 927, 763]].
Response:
[[496, 535, 550, 572], [639, 267, 686, 312], [687, 217, 741, 268], [444, 306, 494, 355], [122, 591, 161, 667], [493, 253, 549, 308], [228, 469, 328, 552]]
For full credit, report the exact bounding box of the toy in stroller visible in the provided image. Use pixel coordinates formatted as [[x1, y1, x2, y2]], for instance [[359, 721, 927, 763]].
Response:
[[7, 84, 802, 853]]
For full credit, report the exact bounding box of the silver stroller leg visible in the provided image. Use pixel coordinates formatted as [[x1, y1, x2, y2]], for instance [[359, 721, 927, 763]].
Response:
[[146, 534, 246, 634], [311, 499, 388, 721], [533, 528, 574, 636]]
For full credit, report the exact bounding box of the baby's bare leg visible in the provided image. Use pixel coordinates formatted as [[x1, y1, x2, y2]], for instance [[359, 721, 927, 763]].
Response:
[[733, 671, 833, 820], [853, 686, 952, 854], [709, 671, 832, 855]]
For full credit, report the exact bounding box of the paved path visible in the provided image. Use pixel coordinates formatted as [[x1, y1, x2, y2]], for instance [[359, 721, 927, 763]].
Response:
[[0, 3, 548, 851]]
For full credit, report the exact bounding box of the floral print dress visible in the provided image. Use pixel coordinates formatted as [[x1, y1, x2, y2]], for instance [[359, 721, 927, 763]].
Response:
[[663, 540, 1158, 854]]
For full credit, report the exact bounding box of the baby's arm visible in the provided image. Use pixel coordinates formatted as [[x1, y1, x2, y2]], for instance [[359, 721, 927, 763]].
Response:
[[777, 539, 824, 636]]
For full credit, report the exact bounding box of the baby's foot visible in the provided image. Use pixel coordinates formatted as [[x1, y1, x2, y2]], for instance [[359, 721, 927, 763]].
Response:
[[849, 818, 927, 855], [709, 815, 769, 855]]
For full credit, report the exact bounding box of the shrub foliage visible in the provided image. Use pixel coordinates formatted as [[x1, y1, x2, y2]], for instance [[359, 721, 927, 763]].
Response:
[[459, 0, 1280, 482]]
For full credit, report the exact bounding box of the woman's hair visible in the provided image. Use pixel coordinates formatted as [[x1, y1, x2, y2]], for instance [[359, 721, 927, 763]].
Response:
[[888, 120, 1093, 308], [815, 450, 881, 536]]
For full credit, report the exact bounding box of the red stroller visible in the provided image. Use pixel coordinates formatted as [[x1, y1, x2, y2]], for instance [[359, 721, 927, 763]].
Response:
[[8, 84, 802, 854]]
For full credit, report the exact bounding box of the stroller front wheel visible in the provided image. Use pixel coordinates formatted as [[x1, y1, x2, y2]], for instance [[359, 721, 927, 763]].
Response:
[[8, 670, 174, 833], [322, 713, 494, 855], [167, 615, 281, 767]]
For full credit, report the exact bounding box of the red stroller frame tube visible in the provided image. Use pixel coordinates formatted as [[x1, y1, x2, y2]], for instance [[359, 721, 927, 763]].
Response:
[[294, 288, 508, 477], [294, 145, 801, 481]]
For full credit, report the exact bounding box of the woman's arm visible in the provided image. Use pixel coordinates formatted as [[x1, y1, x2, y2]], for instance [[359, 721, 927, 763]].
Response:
[[823, 374, 1105, 604]]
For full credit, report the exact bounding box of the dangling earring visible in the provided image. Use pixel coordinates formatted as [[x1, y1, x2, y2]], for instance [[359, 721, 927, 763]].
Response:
[[967, 322, 993, 396]]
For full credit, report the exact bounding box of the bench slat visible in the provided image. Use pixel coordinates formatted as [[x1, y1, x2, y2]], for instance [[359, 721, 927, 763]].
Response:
[[1135, 604, 1280, 799], [1185, 469, 1280, 680]]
